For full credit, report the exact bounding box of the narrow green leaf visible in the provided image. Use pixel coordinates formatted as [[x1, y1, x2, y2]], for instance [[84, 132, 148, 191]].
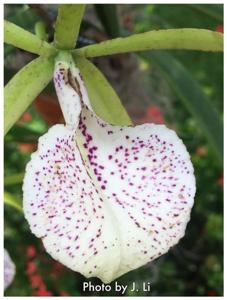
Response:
[[4, 56, 54, 135], [189, 4, 223, 22], [54, 4, 86, 50], [4, 20, 56, 56], [4, 191, 23, 212], [75, 56, 132, 125], [6, 125, 41, 143], [4, 173, 24, 186], [74, 28, 223, 58], [141, 50, 223, 160], [94, 4, 120, 38]]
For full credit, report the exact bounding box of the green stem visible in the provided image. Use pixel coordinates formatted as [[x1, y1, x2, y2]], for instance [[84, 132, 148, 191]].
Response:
[[4, 20, 56, 56], [73, 28, 223, 57], [4, 173, 24, 186], [55, 50, 72, 65], [54, 4, 86, 50]]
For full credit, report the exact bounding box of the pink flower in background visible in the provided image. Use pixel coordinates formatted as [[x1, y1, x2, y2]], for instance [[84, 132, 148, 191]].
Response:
[[215, 24, 223, 33], [17, 143, 37, 153], [195, 146, 207, 157], [30, 274, 43, 289], [4, 249, 16, 291], [19, 112, 32, 123], [25, 244, 73, 295], [27, 245, 37, 259], [134, 104, 166, 125], [35, 288, 53, 296], [217, 175, 223, 187], [26, 261, 37, 276], [26, 245, 53, 296], [60, 290, 70, 296], [146, 104, 165, 124], [207, 290, 217, 296]]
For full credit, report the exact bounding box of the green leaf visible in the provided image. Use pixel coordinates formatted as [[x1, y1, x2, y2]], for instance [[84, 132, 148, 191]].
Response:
[[5, 4, 40, 31], [74, 56, 132, 125], [4, 20, 56, 56], [6, 125, 41, 143], [141, 50, 223, 160], [4, 173, 24, 186], [73, 28, 223, 58], [94, 4, 120, 38], [4, 56, 54, 135], [54, 4, 86, 50], [188, 4, 223, 22], [4, 191, 23, 212]]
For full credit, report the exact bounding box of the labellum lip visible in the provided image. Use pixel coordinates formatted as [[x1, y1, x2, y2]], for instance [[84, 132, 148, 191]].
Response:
[[23, 57, 196, 283]]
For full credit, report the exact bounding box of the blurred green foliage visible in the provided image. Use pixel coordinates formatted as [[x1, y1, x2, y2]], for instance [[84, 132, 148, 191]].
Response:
[[4, 4, 223, 296]]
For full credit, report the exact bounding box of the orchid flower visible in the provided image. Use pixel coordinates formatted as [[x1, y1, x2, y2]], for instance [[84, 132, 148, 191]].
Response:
[[4, 249, 16, 290], [23, 53, 196, 283]]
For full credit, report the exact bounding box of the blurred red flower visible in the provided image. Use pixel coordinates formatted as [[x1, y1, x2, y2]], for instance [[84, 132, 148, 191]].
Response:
[[26, 262, 37, 276], [217, 175, 223, 187], [17, 143, 37, 153], [215, 24, 223, 33], [60, 290, 70, 296], [195, 146, 207, 157], [19, 112, 32, 123], [145, 105, 165, 124], [35, 288, 53, 296], [26, 245, 53, 296], [30, 274, 43, 288], [207, 289, 217, 296], [27, 245, 37, 259]]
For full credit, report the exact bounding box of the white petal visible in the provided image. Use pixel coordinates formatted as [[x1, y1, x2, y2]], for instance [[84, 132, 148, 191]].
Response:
[[54, 61, 81, 128], [69, 60, 93, 111], [4, 249, 15, 290], [76, 105, 196, 278], [23, 125, 122, 283], [24, 59, 196, 283], [54, 60, 92, 128]]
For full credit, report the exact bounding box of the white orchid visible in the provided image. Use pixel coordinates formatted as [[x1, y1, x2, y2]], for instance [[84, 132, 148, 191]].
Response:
[[4, 249, 16, 291], [23, 54, 196, 283]]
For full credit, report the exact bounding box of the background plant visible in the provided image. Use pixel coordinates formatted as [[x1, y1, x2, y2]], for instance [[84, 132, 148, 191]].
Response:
[[4, 4, 223, 296]]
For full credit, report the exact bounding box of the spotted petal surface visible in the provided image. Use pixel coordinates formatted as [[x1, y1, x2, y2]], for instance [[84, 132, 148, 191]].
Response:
[[23, 57, 196, 283], [76, 105, 195, 279], [23, 124, 121, 283]]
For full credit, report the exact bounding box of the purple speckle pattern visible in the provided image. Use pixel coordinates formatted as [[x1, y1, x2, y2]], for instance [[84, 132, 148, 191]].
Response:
[[4, 249, 15, 291], [76, 105, 195, 278], [23, 61, 196, 283], [23, 125, 121, 283]]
